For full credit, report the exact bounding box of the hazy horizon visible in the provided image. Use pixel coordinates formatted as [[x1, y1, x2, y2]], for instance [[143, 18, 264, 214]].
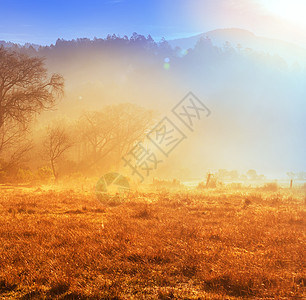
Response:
[[0, 0, 305, 183], [2, 34, 304, 181], [1, 0, 306, 48]]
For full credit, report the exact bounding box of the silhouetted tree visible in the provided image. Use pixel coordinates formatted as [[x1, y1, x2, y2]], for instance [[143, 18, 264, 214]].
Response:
[[0, 119, 32, 176], [0, 47, 64, 175], [0, 47, 64, 129], [77, 103, 155, 172], [43, 123, 73, 181]]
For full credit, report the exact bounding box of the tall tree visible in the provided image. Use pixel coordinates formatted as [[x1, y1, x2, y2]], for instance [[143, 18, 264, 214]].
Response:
[[0, 47, 64, 173], [43, 123, 73, 181], [0, 47, 64, 129]]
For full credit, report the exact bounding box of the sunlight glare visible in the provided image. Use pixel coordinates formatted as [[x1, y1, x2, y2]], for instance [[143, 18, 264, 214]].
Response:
[[262, 0, 306, 28]]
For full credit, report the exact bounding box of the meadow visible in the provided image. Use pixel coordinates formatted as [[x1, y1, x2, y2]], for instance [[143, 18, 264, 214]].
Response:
[[0, 184, 305, 299]]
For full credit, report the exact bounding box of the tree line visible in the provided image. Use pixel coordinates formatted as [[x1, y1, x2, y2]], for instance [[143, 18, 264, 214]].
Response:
[[0, 47, 155, 183]]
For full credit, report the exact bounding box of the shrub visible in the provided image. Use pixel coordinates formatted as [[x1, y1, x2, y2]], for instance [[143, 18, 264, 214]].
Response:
[[37, 166, 53, 181], [16, 168, 34, 182], [261, 182, 278, 192]]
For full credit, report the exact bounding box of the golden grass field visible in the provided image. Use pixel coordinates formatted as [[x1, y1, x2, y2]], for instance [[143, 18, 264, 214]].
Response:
[[0, 184, 305, 299]]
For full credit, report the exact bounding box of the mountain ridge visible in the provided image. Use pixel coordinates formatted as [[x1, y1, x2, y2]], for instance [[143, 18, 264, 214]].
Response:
[[1, 28, 306, 66], [169, 28, 306, 66]]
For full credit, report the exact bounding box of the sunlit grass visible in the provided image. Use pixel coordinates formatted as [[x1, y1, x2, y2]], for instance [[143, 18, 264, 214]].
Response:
[[0, 186, 305, 299]]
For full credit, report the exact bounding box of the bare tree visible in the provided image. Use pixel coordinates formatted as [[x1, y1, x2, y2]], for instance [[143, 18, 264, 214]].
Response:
[[0, 124, 32, 175], [0, 47, 64, 128], [78, 110, 117, 163], [78, 103, 155, 171], [43, 123, 73, 181], [110, 103, 155, 163], [0, 47, 64, 173]]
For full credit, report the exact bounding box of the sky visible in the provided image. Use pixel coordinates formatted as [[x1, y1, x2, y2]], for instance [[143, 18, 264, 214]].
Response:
[[1, 0, 306, 47]]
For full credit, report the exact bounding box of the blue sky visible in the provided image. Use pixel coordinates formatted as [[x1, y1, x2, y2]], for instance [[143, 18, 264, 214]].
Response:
[[0, 0, 196, 44], [1, 0, 306, 46]]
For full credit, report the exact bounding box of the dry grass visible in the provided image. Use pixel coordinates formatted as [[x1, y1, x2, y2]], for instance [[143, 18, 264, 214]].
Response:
[[0, 186, 305, 299]]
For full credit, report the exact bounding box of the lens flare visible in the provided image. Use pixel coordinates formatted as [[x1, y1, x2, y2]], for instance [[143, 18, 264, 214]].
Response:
[[163, 62, 170, 70]]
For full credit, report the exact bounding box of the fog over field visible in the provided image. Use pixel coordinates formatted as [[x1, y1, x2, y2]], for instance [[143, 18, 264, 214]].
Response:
[[1, 30, 305, 181], [0, 1, 305, 299]]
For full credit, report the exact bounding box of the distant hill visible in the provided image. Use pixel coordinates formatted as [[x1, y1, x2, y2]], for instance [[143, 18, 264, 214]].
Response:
[[2, 28, 306, 66], [0, 31, 304, 174], [169, 28, 306, 66]]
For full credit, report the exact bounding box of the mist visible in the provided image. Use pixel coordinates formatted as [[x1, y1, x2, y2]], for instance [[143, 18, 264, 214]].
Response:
[[3, 34, 302, 181]]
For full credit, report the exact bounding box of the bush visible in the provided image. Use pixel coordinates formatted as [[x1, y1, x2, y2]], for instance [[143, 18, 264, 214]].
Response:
[[261, 182, 278, 192], [16, 168, 34, 182], [37, 166, 53, 181]]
